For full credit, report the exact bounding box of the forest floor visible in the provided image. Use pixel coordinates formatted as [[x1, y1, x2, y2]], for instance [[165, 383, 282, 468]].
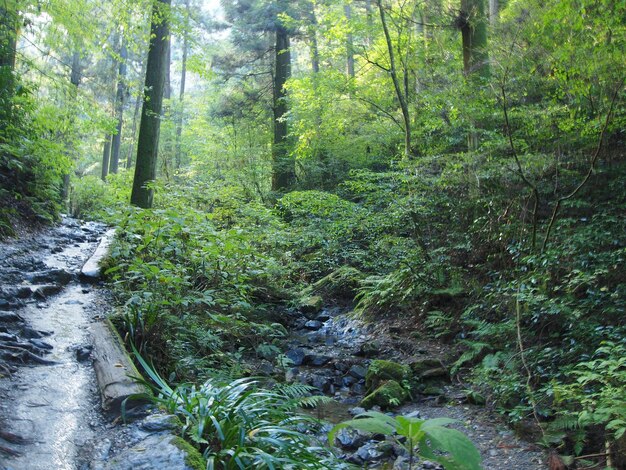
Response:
[[0, 218, 546, 469]]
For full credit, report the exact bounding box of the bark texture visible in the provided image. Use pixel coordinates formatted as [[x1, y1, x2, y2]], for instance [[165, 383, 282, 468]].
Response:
[[131, 0, 171, 208], [271, 26, 294, 192]]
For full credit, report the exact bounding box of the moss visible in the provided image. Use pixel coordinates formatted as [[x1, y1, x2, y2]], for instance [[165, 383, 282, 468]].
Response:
[[299, 295, 323, 314], [170, 436, 206, 470], [360, 380, 407, 409], [365, 359, 410, 389]]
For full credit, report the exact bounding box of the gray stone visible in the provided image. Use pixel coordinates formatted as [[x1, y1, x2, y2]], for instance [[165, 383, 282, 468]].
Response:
[[348, 364, 367, 379], [303, 353, 331, 366], [33, 284, 62, 299], [285, 348, 305, 366], [0, 311, 22, 323], [304, 320, 323, 330], [140, 415, 179, 433], [335, 428, 368, 450], [102, 433, 197, 470]]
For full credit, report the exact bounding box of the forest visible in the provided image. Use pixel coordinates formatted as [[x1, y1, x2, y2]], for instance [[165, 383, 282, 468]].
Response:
[[0, 0, 624, 468]]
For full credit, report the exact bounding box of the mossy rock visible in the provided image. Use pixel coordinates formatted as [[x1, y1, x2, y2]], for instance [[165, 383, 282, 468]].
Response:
[[170, 436, 206, 470], [299, 295, 323, 315], [365, 360, 410, 390], [360, 380, 407, 409]]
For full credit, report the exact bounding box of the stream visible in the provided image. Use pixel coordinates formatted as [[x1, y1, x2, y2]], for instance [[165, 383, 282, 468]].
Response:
[[0, 217, 546, 470]]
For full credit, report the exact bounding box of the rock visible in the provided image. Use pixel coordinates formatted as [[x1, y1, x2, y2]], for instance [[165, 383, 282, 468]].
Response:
[[311, 374, 332, 392], [409, 358, 445, 375], [356, 341, 381, 358], [355, 441, 387, 462], [0, 332, 17, 342], [140, 414, 179, 433], [349, 406, 366, 416], [316, 311, 331, 322], [299, 295, 323, 316], [0, 311, 23, 323], [343, 376, 357, 387], [0, 295, 23, 310], [285, 367, 299, 382], [27, 269, 73, 286], [16, 286, 32, 298], [102, 434, 202, 470], [304, 319, 323, 330], [21, 327, 50, 339], [257, 361, 275, 376], [360, 380, 407, 409], [348, 364, 368, 380], [365, 360, 410, 389], [334, 361, 349, 373], [29, 339, 53, 350], [335, 428, 369, 450], [422, 386, 445, 396], [285, 348, 305, 366], [33, 284, 62, 299], [303, 353, 331, 366], [76, 346, 93, 362], [351, 383, 366, 395]]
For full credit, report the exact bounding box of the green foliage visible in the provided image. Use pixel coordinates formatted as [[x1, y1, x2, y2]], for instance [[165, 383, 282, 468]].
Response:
[[132, 351, 345, 469], [329, 412, 481, 470]]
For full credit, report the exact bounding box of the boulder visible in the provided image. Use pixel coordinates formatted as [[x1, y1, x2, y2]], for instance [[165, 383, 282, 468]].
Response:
[[365, 360, 410, 389], [298, 295, 323, 316], [360, 380, 407, 409]]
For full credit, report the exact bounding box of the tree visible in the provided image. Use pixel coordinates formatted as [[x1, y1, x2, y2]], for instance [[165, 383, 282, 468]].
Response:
[[460, 0, 489, 78], [109, 37, 128, 174], [271, 21, 294, 191], [131, 0, 171, 208]]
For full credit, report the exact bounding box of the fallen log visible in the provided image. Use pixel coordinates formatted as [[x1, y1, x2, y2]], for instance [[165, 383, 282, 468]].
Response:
[[80, 229, 116, 282], [91, 319, 149, 414]]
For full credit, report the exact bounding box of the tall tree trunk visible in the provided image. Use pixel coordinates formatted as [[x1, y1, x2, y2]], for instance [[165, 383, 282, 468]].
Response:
[[307, 2, 320, 74], [130, 0, 171, 209], [0, 3, 19, 129], [126, 56, 148, 170], [101, 136, 112, 181], [461, 0, 489, 78], [109, 39, 127, 174], [271, 25, 294, 192], [160, 34, 172, 178], [377, 0, 412, 159], [489, 0, 498, 24], [61, 51, 82, 204], [174, 0, 190, 170], [364, 0, 374, 45], [344, 3, 355, 79]]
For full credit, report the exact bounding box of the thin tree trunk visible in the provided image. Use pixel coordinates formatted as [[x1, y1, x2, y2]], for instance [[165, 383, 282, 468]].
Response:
[[345, 3, 355, 79], [174, 0, 190, 170], [61, 51, 82, 204], [130, 0, 171, 208], [271, 25, 294, 192], [126, 57, 148, 170], [377, 0, 412, 159], [110, 39, 128, 174], [101, 136, 112, 181], [364, 0, 374, 45], [307, 2, 320, 74], [0, 4, 18, 132], [489, 0, 498, 24]]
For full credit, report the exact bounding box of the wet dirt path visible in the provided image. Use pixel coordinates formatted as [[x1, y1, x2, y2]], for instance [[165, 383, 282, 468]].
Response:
[[0, 218, 108, 470]]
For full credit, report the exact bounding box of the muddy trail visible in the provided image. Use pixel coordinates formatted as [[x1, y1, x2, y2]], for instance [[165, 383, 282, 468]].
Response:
[[0, 218, 192, 470]]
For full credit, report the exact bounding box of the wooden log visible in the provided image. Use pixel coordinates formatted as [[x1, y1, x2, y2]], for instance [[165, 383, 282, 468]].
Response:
[[80, 229, 116, 281], [91, 319, 149, 414]]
